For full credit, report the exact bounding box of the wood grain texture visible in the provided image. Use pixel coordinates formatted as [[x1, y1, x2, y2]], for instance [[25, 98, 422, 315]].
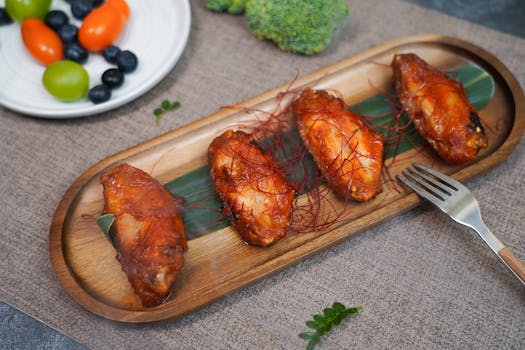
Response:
[[499, 247, 525, 282], [49, 34, 525, 323]]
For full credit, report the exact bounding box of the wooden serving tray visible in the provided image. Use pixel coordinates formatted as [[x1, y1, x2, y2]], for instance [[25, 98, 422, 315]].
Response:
[[49, 34, 525, 323]]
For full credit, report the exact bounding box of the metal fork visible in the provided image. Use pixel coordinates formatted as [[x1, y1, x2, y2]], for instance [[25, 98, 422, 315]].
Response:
[[397, 162, 525, 286]]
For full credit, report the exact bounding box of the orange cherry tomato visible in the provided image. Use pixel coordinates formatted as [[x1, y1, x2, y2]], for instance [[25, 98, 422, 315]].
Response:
[[106, 0, 130, 21], [78, 0, 130, 52], [21, 18, 63, 66]]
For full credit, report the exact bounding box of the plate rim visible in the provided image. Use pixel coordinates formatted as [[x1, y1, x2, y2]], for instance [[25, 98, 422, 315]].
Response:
[[0, 0, 192, 119]]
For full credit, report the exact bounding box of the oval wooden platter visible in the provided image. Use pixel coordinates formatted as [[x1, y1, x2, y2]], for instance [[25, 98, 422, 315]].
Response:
[[50, 34, 525, 323]]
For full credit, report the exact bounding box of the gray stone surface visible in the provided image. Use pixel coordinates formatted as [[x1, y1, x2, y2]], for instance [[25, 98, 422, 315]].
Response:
[[1, 0, 524, 349], [0, 303, 85, 350], [406, 0, 525, 38]]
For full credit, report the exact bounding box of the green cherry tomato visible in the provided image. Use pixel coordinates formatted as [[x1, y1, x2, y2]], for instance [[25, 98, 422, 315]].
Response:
[[6, 0, 52, 22], [42, 60, 89, 101]]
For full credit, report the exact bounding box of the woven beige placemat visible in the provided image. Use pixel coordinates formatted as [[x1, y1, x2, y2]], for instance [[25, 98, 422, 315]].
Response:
[[1, 1, 524, 349]]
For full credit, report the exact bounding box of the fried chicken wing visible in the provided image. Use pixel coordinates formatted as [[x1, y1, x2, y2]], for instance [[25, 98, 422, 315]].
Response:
[[292, 88, 383, 202], [100, 163, 187, 307], [392, 53, 488, 164], [207, 130, 295, 246]]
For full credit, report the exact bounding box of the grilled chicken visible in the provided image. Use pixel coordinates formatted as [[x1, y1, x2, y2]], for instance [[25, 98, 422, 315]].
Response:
[[100, 163, 187, 307], [208, 130, 295, 246], [392, 53, 488, 164], [292, 88, 383, 202]]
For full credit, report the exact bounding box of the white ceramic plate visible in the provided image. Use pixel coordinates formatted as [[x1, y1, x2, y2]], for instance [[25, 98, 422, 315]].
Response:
[[0, 0, 191, 118]]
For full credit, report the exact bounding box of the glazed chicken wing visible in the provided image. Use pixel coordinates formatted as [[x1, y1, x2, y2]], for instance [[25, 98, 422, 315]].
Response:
[[100, 163, 187, 307], [208, 130, 295, 246], [392, 53, 488, 164], [292, 88, 383, 202]]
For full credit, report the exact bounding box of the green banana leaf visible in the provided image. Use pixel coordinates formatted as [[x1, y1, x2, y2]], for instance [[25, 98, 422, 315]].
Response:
[[100, 65, 495, 240], [96, 214, 116, 243]]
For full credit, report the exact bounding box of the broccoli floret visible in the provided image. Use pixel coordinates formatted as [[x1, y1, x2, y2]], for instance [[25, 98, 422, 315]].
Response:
[[206, 0, 247, 14], [245, 0, 349, 55]]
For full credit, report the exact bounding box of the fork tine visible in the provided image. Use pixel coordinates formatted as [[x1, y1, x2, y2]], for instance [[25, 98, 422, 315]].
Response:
[[396, 173, 444, 208], [413, 162, 463, 191], [403, 170, 446, 201], [407, 167, 453, 196]]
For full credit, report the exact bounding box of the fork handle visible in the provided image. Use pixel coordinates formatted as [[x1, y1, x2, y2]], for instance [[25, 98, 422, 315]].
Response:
[[498, 247, 525, 284], [472, 223, 525, 286]]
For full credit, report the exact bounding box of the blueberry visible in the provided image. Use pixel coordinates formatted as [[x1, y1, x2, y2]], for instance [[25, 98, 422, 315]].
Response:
[[88, 85, 111, 104], [92, 0, 104, 7], [102, 68, 124, 89], [103, 45, 120, 64], [0, 7, 13, 26], [71, 0, 94, 20], [116, 50, 138, 73], [45, 10, 69, 31], [57, 24, 78, 44], [65, 43, 89, 64]]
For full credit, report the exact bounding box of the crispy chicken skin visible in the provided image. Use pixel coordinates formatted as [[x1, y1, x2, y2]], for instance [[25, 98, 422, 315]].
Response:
[[207, 130, 295, 246], [292, 88, 383, 202], [100, 163, 187, 307], [392, 53, 488, 164]]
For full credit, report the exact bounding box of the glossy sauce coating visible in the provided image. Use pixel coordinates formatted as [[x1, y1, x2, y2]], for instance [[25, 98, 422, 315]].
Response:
[[208, 130, 295, 246], [292, 88, 383, 202], [392, 53, 488, 164], [100, 163, 187, 307]]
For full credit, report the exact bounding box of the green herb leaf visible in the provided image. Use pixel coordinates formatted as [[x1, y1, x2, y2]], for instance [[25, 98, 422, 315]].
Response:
[[168, 101, 181, 110], [306, 334, 321, 350], [298, 332, 315, 340], [313, 314, 324, 323], [306, 320, 319, 330], [154, 108, 164, 117], [161, 100, 171, 110], [96, 213, 116, 244], [332, 302, 345, 312], [154, 100, 181, 125], [332, 314, 343, 325], [323, 308, 336, 319], [347, 306, 363, 315], [299, 301, 362, 350], [322, 323, 332, 333]]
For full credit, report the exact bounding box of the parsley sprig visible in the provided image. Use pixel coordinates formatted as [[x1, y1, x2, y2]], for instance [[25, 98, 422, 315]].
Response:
[[154, 100, 181, 125], [299, 302, 362, 350]]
